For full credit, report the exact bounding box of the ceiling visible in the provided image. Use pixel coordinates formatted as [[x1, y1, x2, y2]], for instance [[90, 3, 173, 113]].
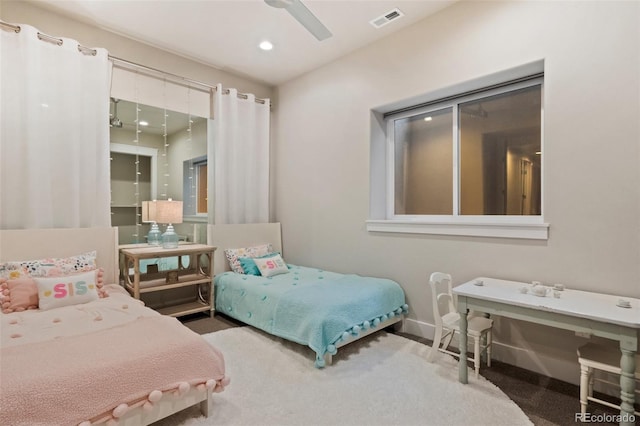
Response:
[[111, 99, 204, 136], [32, 0, 456, 86]]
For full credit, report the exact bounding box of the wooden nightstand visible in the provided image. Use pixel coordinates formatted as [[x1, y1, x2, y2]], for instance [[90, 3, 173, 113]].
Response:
[[119, 243, 216, 317]]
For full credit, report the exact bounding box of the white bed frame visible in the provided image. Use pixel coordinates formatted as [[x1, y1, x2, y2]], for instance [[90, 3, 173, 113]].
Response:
[[208, 222, 403, 365], [0, 226, 212, 425], [209, 222, 283, 276], [0, 227, 119, 285]]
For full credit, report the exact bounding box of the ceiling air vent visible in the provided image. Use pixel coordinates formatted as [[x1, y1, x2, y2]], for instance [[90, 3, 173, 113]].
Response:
[[370, 8, 404, 29]]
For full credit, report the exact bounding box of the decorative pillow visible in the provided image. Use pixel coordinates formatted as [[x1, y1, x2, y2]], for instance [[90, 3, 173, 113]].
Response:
[[0, 264, 27, 280], [1, 268, 106, 314], [35, 269, 105, 311], [0, 251, 97, 279], [1, 277, 39, 313], [224, 244, 273, 274], [238, 252, 280, 276], [253, 253, 289, 277]]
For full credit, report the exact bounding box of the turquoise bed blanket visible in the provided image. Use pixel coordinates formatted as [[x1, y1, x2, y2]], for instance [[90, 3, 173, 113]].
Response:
[[215, 265, 407, 367]]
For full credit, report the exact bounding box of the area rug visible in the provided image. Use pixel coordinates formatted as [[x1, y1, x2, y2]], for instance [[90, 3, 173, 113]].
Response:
[[156, 327, 532, 426]]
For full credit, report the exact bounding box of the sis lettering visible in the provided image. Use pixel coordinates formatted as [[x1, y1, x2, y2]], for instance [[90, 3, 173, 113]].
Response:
[[264, 259, 284, 270], [53, 281, 89, 298]]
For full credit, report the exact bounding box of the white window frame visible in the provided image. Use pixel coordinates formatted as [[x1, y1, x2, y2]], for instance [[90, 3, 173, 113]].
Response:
[[367, 70, 548, 240]]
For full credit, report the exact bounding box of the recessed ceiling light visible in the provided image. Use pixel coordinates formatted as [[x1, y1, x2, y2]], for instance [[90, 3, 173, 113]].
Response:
[[259, 41, 273, 51], [139, 120, 149, 126], [424, 116, 432, 122]]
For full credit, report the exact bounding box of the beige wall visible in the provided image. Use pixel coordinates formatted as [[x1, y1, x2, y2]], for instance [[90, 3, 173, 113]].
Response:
[[274, 1, 640, 383]]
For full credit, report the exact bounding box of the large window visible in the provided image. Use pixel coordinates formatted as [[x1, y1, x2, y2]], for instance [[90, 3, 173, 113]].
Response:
[[369, 70, 547, 239]]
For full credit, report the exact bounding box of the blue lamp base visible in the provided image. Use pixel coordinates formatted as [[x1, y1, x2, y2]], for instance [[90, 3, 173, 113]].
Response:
[[162, 224, 179, 249], [147, 222, 162, 246]]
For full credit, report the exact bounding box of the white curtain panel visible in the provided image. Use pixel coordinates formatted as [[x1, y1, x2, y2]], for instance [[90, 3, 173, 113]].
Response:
[[0, 24, 111, 229], [212, 84, 270, 224]]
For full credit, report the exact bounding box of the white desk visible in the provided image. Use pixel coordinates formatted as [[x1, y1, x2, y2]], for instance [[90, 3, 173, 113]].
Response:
[[453, 277, 639, 426]]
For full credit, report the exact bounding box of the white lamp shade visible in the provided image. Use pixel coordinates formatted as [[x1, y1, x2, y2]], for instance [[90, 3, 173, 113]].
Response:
[[155, 200, 183, 224]]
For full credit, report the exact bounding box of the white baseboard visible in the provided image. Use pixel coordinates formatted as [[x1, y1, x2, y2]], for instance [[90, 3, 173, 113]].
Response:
[[402, 318, 624, 398]]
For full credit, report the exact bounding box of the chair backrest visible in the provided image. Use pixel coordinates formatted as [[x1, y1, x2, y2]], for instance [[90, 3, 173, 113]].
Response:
[[429, 272, 456, 328]]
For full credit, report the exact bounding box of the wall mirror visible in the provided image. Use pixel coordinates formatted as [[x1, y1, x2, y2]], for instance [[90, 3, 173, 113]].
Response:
[[109, 98, 208, 244]]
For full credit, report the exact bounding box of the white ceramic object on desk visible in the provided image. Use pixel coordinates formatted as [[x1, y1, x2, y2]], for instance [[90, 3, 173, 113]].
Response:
[[617, 299, 632, 308], [531, 285, 550, 297]]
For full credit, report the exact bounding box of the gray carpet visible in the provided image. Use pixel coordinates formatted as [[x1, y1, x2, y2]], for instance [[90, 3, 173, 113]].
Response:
[[180, 313, 628, 426]]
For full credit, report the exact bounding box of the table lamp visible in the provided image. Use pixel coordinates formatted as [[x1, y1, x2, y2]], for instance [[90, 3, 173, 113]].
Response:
[[142, 201, 161, 246], [155, 199, 183, 249]]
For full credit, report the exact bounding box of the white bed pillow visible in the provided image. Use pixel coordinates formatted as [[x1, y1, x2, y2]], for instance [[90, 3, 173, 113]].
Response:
[[36, 270, 101, 311], [253, 253, 289, 277], [224, 244, 273, 274], [0, 250, 97, 280]]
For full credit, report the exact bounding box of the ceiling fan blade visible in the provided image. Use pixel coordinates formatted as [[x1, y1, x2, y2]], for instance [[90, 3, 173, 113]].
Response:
[[284, 0, 332, 41]]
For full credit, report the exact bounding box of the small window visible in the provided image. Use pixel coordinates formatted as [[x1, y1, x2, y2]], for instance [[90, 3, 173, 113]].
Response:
[[196, 161, 208, 214], [369, 69, 547, 239], [183, 156, 207, 217]]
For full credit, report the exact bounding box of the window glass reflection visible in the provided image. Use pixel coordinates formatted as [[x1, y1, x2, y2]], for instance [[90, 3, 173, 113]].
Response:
[[459, 86, 541, 215], [394, 108, 453, 215]]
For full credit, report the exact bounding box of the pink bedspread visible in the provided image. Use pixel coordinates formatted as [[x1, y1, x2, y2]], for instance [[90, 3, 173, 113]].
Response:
[[0, 286, 227, 425]]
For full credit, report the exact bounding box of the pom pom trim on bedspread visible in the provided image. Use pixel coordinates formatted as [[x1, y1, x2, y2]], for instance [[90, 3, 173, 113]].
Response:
[[314, 303, 409, 368], [76, 376, 230, 425]]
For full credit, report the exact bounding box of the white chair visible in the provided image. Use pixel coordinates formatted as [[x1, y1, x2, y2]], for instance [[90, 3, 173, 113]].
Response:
[[577, 343, 640, 418], [427, 272, 493, 378]]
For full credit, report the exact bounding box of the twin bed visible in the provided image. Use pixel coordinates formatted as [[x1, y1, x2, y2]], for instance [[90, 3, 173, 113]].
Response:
[[0, 223, 407, 424], [0, 227, 228, 426], [208, 223, 408, 367]]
